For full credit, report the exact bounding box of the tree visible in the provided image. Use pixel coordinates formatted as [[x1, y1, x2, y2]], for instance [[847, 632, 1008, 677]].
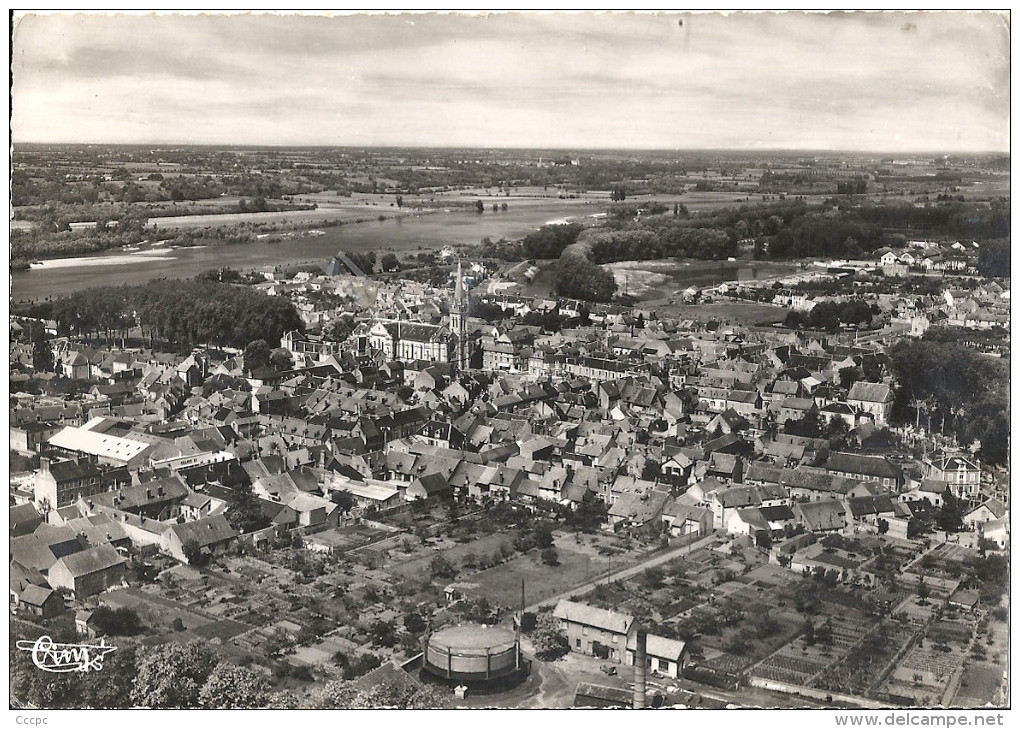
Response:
[[977, 239, 1009, 278], [534, 524, 555, 549], [475, 199, 485, 213], [802, 619, 815, 646], [269, 349, 293, 371], [531, 613, 569, 660], [331, 489, 357, 514], [755, 531, 773, 550], [31, 324, 54, 373], [369, 620, 398, 648], [243, 339, 271, 373], [641, 459, 661, 481], [816, 617, 834, 647], [323, 315, 355, 343], [555, 256, 617, 303], [131, 642, 216, 708], [430, 554, 456, 579], [565, 498, 609, 533], [395, 195, 403, 208], [225, 481, 269, 534], [199, 662, 270, 708], [917, 577, 930, 603], [89, 606, 144, 636], [381, 253, 400, 272], [181, 539, 208, 567], [313, 678, 448, 709], [937, 489, 965, 533], [643, 566, 665, 588], [403, 612, 427, 635], [541, 547, 559, 566]]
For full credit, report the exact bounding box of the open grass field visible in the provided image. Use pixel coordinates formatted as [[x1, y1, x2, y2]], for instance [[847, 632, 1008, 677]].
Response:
[[658, 301, 789, 325], [465, 544, 614, 609], [386, 532, 515, 581]]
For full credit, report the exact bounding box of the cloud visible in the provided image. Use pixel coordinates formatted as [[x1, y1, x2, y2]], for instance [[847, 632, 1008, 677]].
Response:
[[10, 10, 1010, 151]]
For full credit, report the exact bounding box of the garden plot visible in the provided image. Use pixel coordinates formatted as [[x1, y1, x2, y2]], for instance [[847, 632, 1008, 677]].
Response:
[[751, 651, 829, 685], [883, 643, 965, 705], [814, 621, 916, 695]]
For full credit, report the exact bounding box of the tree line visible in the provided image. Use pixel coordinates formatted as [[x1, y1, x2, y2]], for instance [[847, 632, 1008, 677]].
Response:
[[44, 278, 303, 350], [888, 337, 1009, 466]]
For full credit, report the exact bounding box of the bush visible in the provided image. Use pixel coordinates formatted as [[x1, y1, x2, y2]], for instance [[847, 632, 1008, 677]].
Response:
[[541, 547, 559, 566]]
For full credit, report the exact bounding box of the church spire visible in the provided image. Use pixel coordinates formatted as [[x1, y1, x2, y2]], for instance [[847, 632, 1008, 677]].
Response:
[[450, 260, 468, 371]]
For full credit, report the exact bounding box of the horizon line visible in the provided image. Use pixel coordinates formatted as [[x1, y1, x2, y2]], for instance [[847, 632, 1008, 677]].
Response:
[[11, 141, 1010, 157]]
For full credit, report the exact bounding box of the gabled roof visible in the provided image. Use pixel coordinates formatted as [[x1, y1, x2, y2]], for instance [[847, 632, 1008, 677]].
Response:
[[553, 599, 634, 635], [52, 543, 125, 578], [968, 498, 1007, 519], [169, 514, 237, 548], [826, 452, 900, 480], [794, 500, 847, 530], [847, 382, 892, 404]]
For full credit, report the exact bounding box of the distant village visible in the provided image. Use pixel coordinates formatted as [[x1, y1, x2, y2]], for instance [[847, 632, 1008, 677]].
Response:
[[9, 238, 1010, 708]]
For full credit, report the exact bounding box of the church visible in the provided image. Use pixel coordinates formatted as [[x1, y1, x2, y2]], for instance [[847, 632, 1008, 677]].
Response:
[[357, 261, 470, 369]]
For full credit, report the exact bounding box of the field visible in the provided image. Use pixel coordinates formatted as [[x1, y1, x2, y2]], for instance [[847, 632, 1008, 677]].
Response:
[[466, 544, 613, 608], [656, 301, 789, 325]]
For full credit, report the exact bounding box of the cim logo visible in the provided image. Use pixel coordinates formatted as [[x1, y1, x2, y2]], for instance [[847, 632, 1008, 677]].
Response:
[[16, 635, 116, 673]]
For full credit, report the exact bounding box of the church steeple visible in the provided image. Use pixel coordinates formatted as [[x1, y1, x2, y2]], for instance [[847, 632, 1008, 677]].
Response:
[[450, 260, 468, 370]]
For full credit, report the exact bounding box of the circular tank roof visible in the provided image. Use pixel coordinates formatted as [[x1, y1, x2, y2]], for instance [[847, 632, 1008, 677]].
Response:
[[429, 625, 517, 651]]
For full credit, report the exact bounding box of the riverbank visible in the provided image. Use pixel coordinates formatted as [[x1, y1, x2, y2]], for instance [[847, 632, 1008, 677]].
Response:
[[10, 199, 602, 300]]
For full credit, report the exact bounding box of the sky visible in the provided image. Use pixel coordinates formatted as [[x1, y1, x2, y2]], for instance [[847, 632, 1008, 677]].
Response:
[[10, 10, 1011, 152]]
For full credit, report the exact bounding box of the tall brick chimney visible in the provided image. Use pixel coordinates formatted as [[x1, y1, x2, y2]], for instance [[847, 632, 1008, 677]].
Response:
[[633, 627, 647, 709]]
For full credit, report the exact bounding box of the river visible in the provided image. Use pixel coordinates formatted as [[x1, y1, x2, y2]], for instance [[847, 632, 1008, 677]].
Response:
[[10, 201, 599, 301]]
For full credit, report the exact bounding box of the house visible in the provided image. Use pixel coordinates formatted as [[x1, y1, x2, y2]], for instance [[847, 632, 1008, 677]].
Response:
[[825, 452, 902, 492], [661, 501, 713, 537], [405, 472, 452, 501], [75, 609, 100, 638], [925, 455, 981, 503], [964, 498, 1007, 531], [625, 633, 688, 679], [793, 499, 848, 533], [10, 503, 45, 537], [10, 421, 64, 454], [34, 457, 104, 509], [726, 507, 770, 538], [10, 560, 64, 618], [161, 515, 238, 564], [284, 492, 340, 529], [13, 584, 63, 619], [553, 599, 636, 664], [47, 544, 127, 598], [846, 382, 893, 425], [607, 488, 670, 531]]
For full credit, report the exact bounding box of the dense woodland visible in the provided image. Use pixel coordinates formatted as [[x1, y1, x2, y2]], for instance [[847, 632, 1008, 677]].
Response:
[[30, 280, 303, 351]]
